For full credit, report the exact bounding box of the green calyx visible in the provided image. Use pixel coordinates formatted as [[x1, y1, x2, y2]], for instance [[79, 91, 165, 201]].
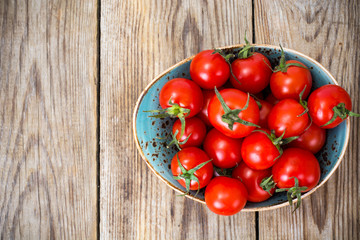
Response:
[[167, 130, 192, 151], [212, 49, 241, 85], [250, 94, 262, 109], [237, 32, 254, 59], [253, 129, 299, 161], [144, 98, 190, 137], [297, 85, 309, 117], [275, 177, 308, 212], [260, 175, 276, 195], [256, 100, 262, 109], [214, 87, 260, 130], [213, 48, 235, 62], [295, 85, 314, 133], [263, 58, 274, 72], [273, 45, 308, 73], [321, 102, 360, 127], [173, 154, 212, 197]]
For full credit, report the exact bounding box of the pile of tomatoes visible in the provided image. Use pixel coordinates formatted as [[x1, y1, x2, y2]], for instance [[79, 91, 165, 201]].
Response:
[[147, 40, 358, 216]]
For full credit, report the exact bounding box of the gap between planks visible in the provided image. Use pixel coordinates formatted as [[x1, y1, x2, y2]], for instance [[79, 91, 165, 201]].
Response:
[[96, 0, 101, 239]]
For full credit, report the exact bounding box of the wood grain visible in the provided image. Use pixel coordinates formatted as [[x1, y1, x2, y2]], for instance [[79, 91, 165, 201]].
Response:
[[100, 0, 255, 239], [255, 0, 360, 239], [0, 0, 98, 239], [2, 0, 358, 239]]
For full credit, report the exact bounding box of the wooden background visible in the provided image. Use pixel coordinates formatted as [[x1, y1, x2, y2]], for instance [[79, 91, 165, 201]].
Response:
[[1, 0, 359, 239]]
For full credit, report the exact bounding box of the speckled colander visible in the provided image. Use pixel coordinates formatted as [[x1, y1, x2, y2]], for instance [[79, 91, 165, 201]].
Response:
[[133, 44, 350, 211]]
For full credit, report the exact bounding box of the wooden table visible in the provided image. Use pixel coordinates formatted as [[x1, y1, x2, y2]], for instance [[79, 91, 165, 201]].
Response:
[[1, 0, 359, 239]]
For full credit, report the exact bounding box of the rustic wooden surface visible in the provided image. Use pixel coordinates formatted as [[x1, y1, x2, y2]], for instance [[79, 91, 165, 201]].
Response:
[[100, 0, 256, 239], [1, 0, 359, 239], [0, 0, 98, 239], [255, 0, 360, 239]]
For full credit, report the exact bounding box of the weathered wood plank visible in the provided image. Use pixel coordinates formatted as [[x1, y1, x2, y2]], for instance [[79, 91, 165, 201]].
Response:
[[0, 0, 98, 239], [100, 0, 255, 239], [255, 0, 360, 239]]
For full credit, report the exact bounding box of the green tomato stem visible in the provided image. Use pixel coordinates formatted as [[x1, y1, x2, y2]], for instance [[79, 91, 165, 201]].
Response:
[[275, 177, 308, 212], [273, 45, 308, 73], [214, 87, 260, 130], [321, 102, 360, 127], [260, 175, 276, 195], [173, 154, 212, 197], [144, 98, 190, 138]]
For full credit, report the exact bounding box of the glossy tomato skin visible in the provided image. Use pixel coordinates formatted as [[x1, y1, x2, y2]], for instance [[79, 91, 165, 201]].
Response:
[[287, 122, 326, 154], [172, 117, 207, 148], [230, 53, 272, 94], [272, 148, 320, 192], [268, 99, 309, 138], [190, 50, 230, 89], [270, 60, 312, 101], [205, 176, 248, 215], [197, 90, 216, 126], [208, 89, 260, 138], [171, 147, 213, 190], [203, 128, 243, 168], [232, 162, 275, 202], [258, 100, 273, 129], [241, 130, 280, 170], [159, 78, 203, 118], [308, 85, 352, 129]]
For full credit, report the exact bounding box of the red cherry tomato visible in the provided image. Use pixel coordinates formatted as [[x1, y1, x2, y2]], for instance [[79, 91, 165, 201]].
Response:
[[190, 50, 230, 89], [230, 53, 272, 94], [241, 130, 280, 170], [205, 176, 248, 215], [270, 60, 312, 101], [258, 100, 273, 129], [272, 148, 320, 191], [171, 147, 213, 191], [287, 122, 326, 154], [208, 89, 260, 138], [232, 162, 275, 202], [267, 99, 309, 138], [172, 117, 207, 148], [159, 78, 203, 118], [308, 85, 355, 129], [203, 128, 243, 168]]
